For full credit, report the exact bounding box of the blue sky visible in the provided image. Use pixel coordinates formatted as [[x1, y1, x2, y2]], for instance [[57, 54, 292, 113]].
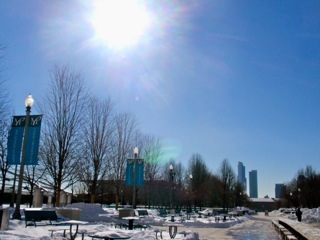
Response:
[[1, 0, 319, 198]]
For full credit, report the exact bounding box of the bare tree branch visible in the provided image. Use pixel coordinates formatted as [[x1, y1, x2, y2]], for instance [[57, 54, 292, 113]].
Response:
[[37, 64, 89, 206], [79, 96, 114, 203]]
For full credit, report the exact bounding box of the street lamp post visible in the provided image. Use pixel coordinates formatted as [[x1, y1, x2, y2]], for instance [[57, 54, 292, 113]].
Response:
[[132, 147, 138, 209], [298, 188, 301, 207], [13, 94, 34, 219], [169, 164, 175, 211], [189, 174, 193, 211], [290, 192, 293, 207], [10, 165, 18, 207]]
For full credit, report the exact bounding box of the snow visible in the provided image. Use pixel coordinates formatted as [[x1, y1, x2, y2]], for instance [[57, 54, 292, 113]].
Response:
[[273, 207, 320, 224], [0, 204, 319, 240]]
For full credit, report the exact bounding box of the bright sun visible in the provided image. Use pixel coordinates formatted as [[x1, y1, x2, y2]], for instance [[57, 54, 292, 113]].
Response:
[[90, 0, 151, 49]]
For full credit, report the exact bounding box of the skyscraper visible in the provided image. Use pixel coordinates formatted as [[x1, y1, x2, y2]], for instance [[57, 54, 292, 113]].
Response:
[[237, 162, 247, 192], [249, 170, 258, 198], [275, 183, 285, 198]]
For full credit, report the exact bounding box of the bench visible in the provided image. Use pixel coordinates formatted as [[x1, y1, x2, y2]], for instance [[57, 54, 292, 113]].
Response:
[[133, 224, 149, 230], [179, 230, 191, 237], [24, 209, 64, 227], [115, 222, 129, 229], [137, 210, 148, 217], [159, 209, 167, 217]]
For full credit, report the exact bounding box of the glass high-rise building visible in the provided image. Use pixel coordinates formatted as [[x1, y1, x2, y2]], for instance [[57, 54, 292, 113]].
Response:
[[249, 170, 258, 198], [275, 183, 285, 198], [237, 162, 247, 192]]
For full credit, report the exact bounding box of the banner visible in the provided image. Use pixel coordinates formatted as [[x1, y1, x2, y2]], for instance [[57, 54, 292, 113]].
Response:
[[6, 115, 42, 165], [136, 159, 144, 186], [126, 159, 144, 186], [7, 116, 26, 164], [126, 159, 134, 186], [25, 115, 42, 165]]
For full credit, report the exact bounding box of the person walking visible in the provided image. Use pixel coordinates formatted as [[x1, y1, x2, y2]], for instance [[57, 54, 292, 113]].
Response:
[[296, 208, 302, 222]]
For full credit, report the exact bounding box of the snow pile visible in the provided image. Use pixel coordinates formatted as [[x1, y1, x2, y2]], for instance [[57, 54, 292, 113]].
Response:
[[63, 202, 115, 222], [301, 207, 320, 224], [2, 204, 320, 240], [273, 207, 320, 223]]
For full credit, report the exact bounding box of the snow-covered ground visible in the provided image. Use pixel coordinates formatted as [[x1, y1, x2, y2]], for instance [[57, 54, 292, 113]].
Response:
[[273, 207, 320, 224], [0, 204, 319, 240]]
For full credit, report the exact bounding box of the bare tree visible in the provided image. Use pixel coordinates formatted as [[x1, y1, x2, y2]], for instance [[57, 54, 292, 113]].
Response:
[[218, 159, 236, 211], [0, 44, 12, 206], [0, 118, 10, 206], [24, 165, 47, 207], [136, 134, 162, 207], [79, 97, 114, 203], [109, 113, 137, 208], [37, 64, 88, 206], [142, 135, 162, 181], [288, 166, 320, 208], [188, 154, 211, 210], [0, 44, 9, 116]]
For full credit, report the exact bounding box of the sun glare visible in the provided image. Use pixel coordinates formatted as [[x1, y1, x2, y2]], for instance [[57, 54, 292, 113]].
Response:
[[90, 0, 151, 49]]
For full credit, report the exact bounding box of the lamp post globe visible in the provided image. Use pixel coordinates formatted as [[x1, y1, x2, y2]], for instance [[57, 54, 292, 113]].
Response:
[[134, 147, 138, 156], [25, 94, 35, 108], [12, 94, 34, 219]]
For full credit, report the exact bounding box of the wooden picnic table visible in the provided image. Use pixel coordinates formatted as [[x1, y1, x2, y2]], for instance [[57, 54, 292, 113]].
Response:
[[163, 223, 183, 239], [122, 216, 139, 230], [59, 220, 88, 240], [89, 230, 131, 240]]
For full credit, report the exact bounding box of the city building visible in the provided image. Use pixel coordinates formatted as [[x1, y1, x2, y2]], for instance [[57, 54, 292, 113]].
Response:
[[237, 161, 247, 192], [249, 170, 258, 198], [247, 198, 277, 212], [275, 183, 285, 198]]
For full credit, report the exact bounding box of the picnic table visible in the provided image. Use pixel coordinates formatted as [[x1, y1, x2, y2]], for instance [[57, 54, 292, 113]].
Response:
[[89, 230, 131, 240], [59, 220, 88, 240], [163, 223, 183, 239], [122, 216, 139, 230]]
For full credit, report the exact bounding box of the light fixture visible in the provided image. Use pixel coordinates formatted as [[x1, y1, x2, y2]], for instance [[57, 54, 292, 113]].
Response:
[[134, 147, 138, 156], [25, 94, 34, 107]]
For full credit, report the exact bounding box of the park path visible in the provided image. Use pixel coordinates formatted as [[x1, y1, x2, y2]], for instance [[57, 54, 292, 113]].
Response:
[[162, 212, 282, 240], [225, 214, 281, 240]]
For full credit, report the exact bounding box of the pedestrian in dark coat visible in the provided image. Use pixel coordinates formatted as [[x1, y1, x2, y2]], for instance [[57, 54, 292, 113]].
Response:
[[296, 208, 302, 222]]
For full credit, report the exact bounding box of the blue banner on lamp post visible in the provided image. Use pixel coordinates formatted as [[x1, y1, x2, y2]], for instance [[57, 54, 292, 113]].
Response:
[[7, 116, 25, 165], [25, 115, 42, 165], [126, 159, 144, 186], [136, 159, 144, 186], [126, 159, 134, 186], [7, 115, 42, 165]]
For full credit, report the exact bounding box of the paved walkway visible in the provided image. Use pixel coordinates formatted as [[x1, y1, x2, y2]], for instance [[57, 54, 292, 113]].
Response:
[[225, 214, 281, 240], [158, 212, 281, 239]]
